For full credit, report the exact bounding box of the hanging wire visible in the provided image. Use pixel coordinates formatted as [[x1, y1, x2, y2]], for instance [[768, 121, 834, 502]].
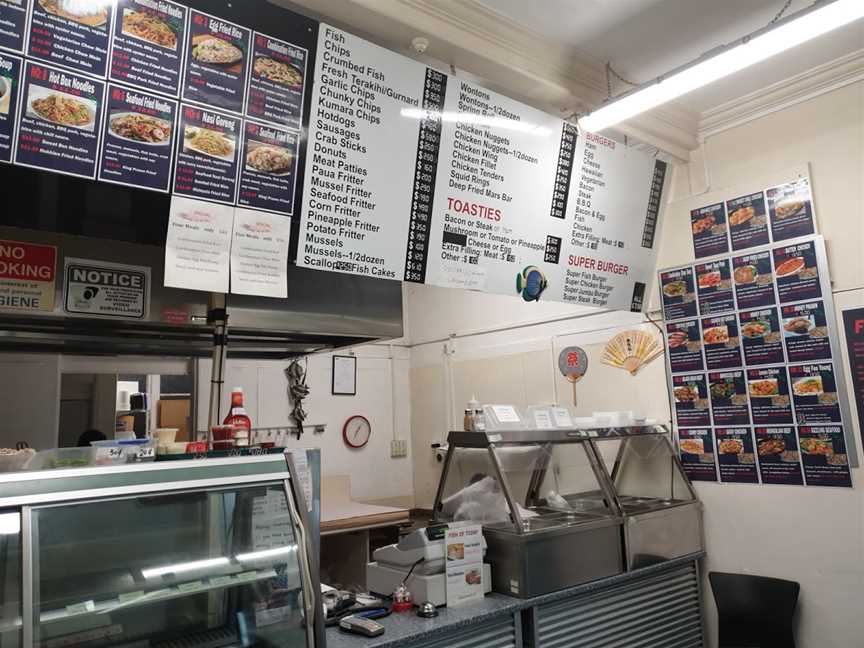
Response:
[[769, 0, 794, 24]]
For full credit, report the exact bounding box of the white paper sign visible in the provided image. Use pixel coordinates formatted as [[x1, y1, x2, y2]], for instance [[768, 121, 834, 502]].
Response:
[[289, 449, 313, 513], [230, 208, 291, 297], [532, 409, 553, 429], [445, 524, 484, 607], [164, 196, 233, 293], [491, 405, 520, 423], [552, 407, 573, 428], [63, 258, 150, 320]]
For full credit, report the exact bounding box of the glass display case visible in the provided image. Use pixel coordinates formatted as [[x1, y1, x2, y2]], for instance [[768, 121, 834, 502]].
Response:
[[0, 452, 323, 648], [433, 424, 703, 597]]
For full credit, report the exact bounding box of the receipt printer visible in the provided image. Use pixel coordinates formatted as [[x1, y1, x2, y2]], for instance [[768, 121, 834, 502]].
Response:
[[366, 522, 491, 607]]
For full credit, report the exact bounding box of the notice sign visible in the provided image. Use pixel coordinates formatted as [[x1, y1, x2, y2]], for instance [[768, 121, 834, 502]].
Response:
[[0, 239, 56, 311], [842, 308, 864, 446], [0, 51, 21, 163], [0, 0, 29, 53], [164, 196, 232, 293], [230, 208, 290, 297], [27, 0, 113, 78], [445, 524, 484, 607], [64, 258, 149, 320]]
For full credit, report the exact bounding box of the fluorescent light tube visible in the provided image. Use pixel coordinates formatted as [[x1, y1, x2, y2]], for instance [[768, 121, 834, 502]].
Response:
[[579, 0, 864, 132], [236, 545, 297, 562], [142, 557, 229, 579]]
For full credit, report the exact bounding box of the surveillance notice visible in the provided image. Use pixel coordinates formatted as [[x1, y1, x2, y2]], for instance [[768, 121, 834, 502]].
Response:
[[63, 258, 150, 320]]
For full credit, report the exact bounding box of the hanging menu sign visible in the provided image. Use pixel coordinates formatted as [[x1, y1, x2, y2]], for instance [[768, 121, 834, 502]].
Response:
[[727, 191, 769, 250], [773, 240, 821, 303], [677, 428, 718, 482], [245, 31, 306, 129], [788, 362, 841, 423], [98, 83, 177, 192], [665, 318, 703, 373], [14, 60, 104, 179], [695, 258, 734, 314], [164, 195, 232, 292], [230, 208, 290, 298], [731, 250, 775, 309], [672, 373, 711, 427], [767, 177, 815, 242], [690, 202, 728, 259], [739, 307, 784, 365], [109, 0, 187, 97], [0, 0, 28, 53], [181, 9, 250, 114], [754, 426, 803, 486], [714, 427, 758, 483], [237, 119, 298, 215], [660, 267, 697, 320], [708, 370, 750, 426], [297, 24, 426, 280], [701, 313, 742, 370], [781, 301, 832, 362], [797, 425, 852, 487], [27, 0, 112, 78], [172, 103, 240, 205], [0, 51, 21, 162], [747, 365, 793, 425]]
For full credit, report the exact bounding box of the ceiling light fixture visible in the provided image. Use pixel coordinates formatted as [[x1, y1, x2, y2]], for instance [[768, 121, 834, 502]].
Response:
[[579, 0, 864, 133]]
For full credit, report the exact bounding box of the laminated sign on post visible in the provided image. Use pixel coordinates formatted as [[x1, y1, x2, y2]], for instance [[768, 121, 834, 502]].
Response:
[[0, 239, 56, 312]]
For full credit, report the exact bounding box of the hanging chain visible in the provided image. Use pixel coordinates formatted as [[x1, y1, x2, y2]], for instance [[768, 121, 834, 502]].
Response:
[[770, 0, 794, 24]]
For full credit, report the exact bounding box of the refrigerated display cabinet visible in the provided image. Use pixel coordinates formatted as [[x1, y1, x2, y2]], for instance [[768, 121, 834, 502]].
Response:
[[0, 452, 323, 648]]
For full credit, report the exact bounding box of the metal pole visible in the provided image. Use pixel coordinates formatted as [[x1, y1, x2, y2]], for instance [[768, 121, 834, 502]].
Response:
[[207, 294, 228, 430]]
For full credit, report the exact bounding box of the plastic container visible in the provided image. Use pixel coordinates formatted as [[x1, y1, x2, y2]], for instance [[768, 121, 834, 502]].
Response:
[[28, 447, 96, 471], [0, 448, 36, 473], [211, 425, 234, 442], [154, 428, 179, 445]]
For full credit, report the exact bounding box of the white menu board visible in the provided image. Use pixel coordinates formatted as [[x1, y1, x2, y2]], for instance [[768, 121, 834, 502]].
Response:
[[296, 24, 426, 280]]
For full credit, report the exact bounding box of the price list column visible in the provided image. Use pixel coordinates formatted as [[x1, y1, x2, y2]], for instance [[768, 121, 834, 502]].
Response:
[[404, 68, 447, 283], [641, 159, 668, 249], [549, 122, 578, 220]]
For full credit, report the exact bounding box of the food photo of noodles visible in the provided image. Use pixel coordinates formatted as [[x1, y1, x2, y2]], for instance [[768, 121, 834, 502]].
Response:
[[28, 88, 96, 131], [122, 9, 178, 49], [184, 126, 235, 160], [110, 112, 172, 145]]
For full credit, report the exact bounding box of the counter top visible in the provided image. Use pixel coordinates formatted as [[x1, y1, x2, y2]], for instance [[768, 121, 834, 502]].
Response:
[[325, 553, 705, 648]]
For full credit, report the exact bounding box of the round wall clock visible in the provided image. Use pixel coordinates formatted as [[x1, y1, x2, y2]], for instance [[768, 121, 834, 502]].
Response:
[[343, 415, 371, 449]]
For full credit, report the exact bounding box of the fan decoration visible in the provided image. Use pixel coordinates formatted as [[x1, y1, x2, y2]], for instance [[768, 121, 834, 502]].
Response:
[[558, 346, 588, 406], [602, 330, 663, 375]]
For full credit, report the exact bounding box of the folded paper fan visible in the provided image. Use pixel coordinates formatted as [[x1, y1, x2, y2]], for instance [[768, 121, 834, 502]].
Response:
[[602, 330, 663, 375]]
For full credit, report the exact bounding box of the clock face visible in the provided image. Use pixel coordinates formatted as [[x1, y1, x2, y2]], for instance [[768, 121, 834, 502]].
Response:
[[343, 415, 371, 449]]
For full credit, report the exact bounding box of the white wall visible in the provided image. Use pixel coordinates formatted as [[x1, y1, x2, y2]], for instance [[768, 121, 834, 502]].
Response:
[[0, 354, 60, 449]]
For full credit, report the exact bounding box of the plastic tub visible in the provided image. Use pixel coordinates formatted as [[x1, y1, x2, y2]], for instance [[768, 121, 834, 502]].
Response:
[[28, 447, 96, 471], [0, 448, 36, 473]]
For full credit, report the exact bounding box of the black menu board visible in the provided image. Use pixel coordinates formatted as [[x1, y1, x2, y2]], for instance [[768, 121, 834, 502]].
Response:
[[708, 370, 750, 426], [773, 240, 821, 303], [715, 427, 758, 483], [789, 362, 842, 423], [672, 373, 711, 427], [841, 308, 864, 446], [237, 118, 298, 214], [109, 0, 187, 97], [754, 426, 803, 485], [666, 318, 703, 373], [98, 83, 177, 192], [27, 0, 112, 78], [701, 313, 742, 370], [245, 31, 306, 128], [0, 51, 21, 162], [727, 191, 769, 250], [677, 428, 718, 482], [690, 202, 728, 259], [172, 103, 239, 204], [181, 9, 250, 114], [781, 301, 832, 362], [660, 267, 697, 320], [732, 250, 775, 309], [747, 365, 793, 425], [14, 60, 104, 179], [0, 0, 29, 53], [695, 258, 734, 315], [797, 425, 852, 487], [739, 307, 784, 366], [767, 178, 816, 242]]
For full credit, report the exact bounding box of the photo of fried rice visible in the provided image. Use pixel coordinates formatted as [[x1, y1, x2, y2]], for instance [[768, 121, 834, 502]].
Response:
[[246, 143, 293, 174], [254, 56, 303, 87], [193, 36, 243, 65], [110, 112, 171, 144], [185, 126, 234, 160], [122, 9, 177, 49]]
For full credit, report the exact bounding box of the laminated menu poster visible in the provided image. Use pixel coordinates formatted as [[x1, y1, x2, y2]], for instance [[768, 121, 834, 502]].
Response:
[[0, 0, 28, 52], [109, 0, 187, 97], [767, 177, 815, 242], [690, 203, 728, 259], [445, 524, 484, 607], [772, 240, 821, 303], [672, 373, 711, 427], [747, 365, 793, 425], [714, 427, 758, 484], [181, 9, 250, 114], [245, 31, 306, 129], [797, 425, 852, 487], [754, 426, 803, 486], [27, 0, 112, 77], [731, 250, 775, 309], [660, 267, 697, 320], [172, 103, 240, 204], [0, 51, 21, 163], [708, 370, 750, 426], [677, 428, 718, 482], [701, 313, 742, 370], [727, 191, 769, 251], [666, 318, 704, 373], [230, 208, 290, 298], [842, 308, 864, 444], [163, 195, 232, 292], [695, 259, 734, 315], [739, 307, 785, 366], [237, 119, 298, 215], [788, 362, 842, 423], [14, 61, 104, 179], [98, 84, 177, 192], [781, 301, 832, 362]]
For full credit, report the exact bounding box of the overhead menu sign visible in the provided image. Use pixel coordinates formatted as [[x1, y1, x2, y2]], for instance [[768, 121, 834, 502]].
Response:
[[0, 0, 29, 53]]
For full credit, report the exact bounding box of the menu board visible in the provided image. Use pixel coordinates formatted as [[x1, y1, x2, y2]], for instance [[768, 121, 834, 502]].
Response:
[[662, 235, 854, 486], [109, 0, 187, 97], [841, 308, 864, 446], [0, 51, 21, 162], [0, 0, 28, 52], [181, 9, 250, 114], [245, 31, 306, 129], [797, 425, 852, 487], [98, 83, 177, 192], [727, 191, 769, 250], [237, 119, 298, 215], [767, 177, 815, 242], [172, 103, 240, 204], [14, 60, 104, 179], [27, 0, 112, 78], [690, 203, 728, 259], [678, 428, 718, 482]]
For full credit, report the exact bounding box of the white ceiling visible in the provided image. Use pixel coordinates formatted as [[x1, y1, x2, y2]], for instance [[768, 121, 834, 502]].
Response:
[[476, 0, 864, 113]]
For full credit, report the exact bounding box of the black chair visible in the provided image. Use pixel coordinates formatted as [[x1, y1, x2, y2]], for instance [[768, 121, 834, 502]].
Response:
[[709, 571, 800, 648]]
